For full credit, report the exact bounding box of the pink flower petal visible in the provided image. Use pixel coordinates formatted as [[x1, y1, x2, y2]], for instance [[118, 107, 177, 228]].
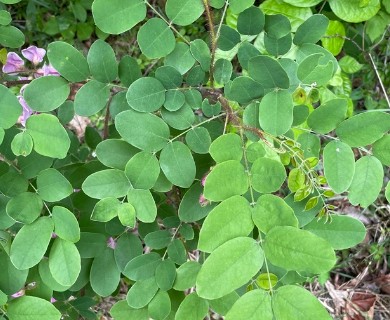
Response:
[[2, 52, 24, 75], [22, 46, 46, 65]]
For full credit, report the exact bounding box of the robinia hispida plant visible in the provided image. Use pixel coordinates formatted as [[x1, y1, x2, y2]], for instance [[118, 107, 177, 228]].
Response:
[[0, 0, 389, 319]]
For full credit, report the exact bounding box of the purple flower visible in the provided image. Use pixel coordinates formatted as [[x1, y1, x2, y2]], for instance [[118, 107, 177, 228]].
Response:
[[11, 290, 25, 298], [107, 237, 116, 249], [35, 63, 60, 77], [22, 46, 46, 65], [50, 297, 57, 303], [2, 52, 24, 75], [199, 194, 210, 207], [18, 96, 33, 127]]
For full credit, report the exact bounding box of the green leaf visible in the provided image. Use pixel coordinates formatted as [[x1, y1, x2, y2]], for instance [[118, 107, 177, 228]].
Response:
[[259, 90, 293, 136], [118, 55, 142, 87], [217, 25, 241, 51], [260, 0, 312, 31], [253, 194, 298, 234], [229, 0, 254, 14], [0, 10, 11, 26], [0, 250, 28, 295], [91, 197, 121, 222], [110, 301, 148, 320], [297, 53, 334, 86], [159, 142, 196, 188], [47, 41, 90, 82], [23, 76, 70, 112], [127, 277, 159, 309], [137, 18, 175, 59], [190, 39, 211, 72], [251, 158, 286, 193], [297, 132, 320, 158], [76, 232, 106, 258], [328, 0, 380, 23], [238, 42, 260, 70], [37, 168, 73, 202], [164, 90, 185, 111], [125, 151, 160, 189], [203, 160, 249, 201], [225, 289, 273, 320], [196, 237, 264, 299], [87, 39, 117, 83], [49, 238, 81, 286], [144, 230, 172, 250], [155, 66, 182, 89], [304, 215, 366, 250], [264, 33, 292, 57], [272, 285, 331, 320], [307, 98, 347, 134], [10, 216, 54, 270], [237, 7, 265, 36], [52, 206, 80, 243], [167, 238, 187, 265], [92, 0, 146, 34], [173, 261, 201, 291], [96, 139, 139, 170], [214, 59, 233, 84], [323, 140, 355, 194], [148, 291, 171, 320], [209, 133, 242, 163], [82, 169, 131, 199], [114, 233, 143, 272], [0, 85, 22, 129], [248, 55, 289, 89], [90, 247, 121, 297], [198, 196, 254, 253], [373, 135, 390, 166], [209, 292, 240, 316], [264, 14, 291, 39], [26, 113, 70, 159], [185, 127, 211, 154], [127, 189, 157, 223], [282, 0, 322, 6], [0, 171, 28, 197], [225, 76, 264, 104], [339, 55, 363, 74], [123, 253, 161, 281], [293, 14, 329, 45], [11, 132, 33, 157], [348, 156, 384, 207], [297, 43, 338, 74], [74, 80, 110, 116], [0, 289, 6, 306], [166, 0, 204, 26], [126, 77, 166, 112], [161, 104, 195, 130], [39, 258, 70, 292], [175, 292, 208, 320], [288, 168, 306, 193], [336, 111, 390, 147], [155, 259, 176, 291], [178, 182, 216, 222], [6, 192, 43, 224], [264, 226, 336, 274], [385, 181, 390, 203], [165, 42, 196, 75], [0, 25, 24, 48], [116, 109, 170, 152], [7, 296, 61, 320], [118, 203, 136, 227], [321, 20, 345, 56]]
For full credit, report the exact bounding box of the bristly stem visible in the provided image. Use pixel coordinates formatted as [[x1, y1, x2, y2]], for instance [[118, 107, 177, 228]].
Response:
[[203, 0, 217, 87]]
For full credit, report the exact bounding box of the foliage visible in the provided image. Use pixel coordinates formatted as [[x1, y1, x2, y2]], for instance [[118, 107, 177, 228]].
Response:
[[0, 0, 389, 319]]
